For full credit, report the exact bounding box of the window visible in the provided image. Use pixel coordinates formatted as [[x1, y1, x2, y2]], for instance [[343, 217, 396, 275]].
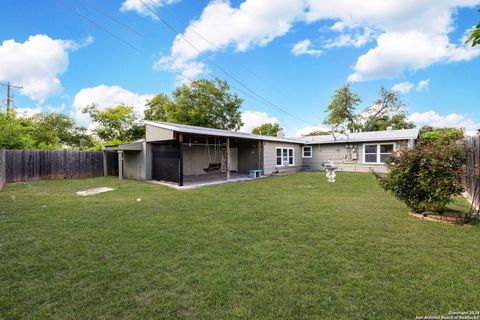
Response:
[[276, 147, 294, 166], [363, 143, 395, 164], [302, 146, 312, 158], [380, 144, 394, 163]]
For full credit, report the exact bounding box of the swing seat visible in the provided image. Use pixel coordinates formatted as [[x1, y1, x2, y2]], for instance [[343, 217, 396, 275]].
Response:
[[203, 162, 221, 173]]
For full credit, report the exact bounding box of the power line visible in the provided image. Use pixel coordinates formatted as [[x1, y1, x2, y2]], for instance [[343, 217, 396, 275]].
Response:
[[57, 0, 261, 105], [57, 0, 150, 56], [80, 0, 145, 37], [59, 0, 320, 127], [147, 0, 263, 81], [137, 0, 321, 127], [149, 0, 314, 120]]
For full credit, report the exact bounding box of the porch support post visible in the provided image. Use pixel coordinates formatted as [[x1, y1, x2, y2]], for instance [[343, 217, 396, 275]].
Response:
[[102, 150, 107, 177], [257, 140, 262, 174], [179, 133, 184, 186], [226, 137, 231, 180], [118, 150, 124, 180]]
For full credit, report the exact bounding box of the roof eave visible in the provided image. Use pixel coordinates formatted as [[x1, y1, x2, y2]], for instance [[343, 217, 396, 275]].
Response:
[[144, 120, 303, 143]]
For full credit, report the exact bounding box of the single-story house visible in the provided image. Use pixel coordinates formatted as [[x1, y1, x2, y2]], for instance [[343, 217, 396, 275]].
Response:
[[103, 120, 419, 188]]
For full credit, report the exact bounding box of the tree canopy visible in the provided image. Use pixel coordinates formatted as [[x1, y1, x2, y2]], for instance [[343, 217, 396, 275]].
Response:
[[144, 78, 243, 131], [0, 111, 95, 150], [465, 10, 480, 47], [323, 85, 415, 134], [323, 84, 361, 133], [361, 87, 415, 131], [420, 126, 464, 144], [252, 122, 282, 137], [82, 104, 144, 146], [29, 113, 95, 150], [0, 112, 32, 149], [302, 130, 332, 137]]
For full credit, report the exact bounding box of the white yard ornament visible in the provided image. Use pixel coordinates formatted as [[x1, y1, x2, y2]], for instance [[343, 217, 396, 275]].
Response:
[[76, 187, 114, 196], [324, 160, 337, 183]]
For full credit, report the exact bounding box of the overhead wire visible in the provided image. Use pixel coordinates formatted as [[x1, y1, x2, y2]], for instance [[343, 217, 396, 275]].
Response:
[[57, 0, 320, 127], [147, 0, 263, 81], [80, 0, 145, 37], [137, 0, 322, 127]]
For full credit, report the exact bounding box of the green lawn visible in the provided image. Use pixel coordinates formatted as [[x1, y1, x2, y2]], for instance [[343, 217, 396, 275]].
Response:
[[1, 173, 479, 319]]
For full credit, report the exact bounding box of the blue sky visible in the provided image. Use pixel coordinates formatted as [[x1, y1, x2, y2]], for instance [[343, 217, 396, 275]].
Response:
[[0, 0, 479, 136]]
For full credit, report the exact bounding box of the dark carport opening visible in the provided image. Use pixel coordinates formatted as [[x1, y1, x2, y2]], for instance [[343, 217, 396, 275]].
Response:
[[150, 133, 263, 187]]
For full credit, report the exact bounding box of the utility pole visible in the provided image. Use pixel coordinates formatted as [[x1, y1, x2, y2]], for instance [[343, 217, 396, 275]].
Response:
[[0, 82, 23, 112]]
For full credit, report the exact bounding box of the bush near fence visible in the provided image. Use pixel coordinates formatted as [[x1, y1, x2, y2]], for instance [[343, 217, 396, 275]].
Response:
[[0, 150, 118, 188]]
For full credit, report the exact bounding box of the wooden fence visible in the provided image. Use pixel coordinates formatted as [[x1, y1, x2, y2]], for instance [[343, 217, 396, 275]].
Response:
[[0, 149, 5, 191], [0, 149, 118, 185], [463, 135, 480, 212]]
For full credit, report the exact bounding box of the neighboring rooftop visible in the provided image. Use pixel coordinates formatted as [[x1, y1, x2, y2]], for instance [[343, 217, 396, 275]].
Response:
[[296, 128, 420, 144]]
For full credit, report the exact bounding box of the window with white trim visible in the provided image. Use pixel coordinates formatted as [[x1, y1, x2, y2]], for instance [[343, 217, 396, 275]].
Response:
[[302, 146, 312, 158], [276, 147, 294, 166], [363, 143, 395, 164]]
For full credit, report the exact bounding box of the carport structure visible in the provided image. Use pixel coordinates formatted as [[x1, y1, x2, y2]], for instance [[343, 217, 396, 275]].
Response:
[[148, 126, 263, 187], [105, 121, 303, 188]]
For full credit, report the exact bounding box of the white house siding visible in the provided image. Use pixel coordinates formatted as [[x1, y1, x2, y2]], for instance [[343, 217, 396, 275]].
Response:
[[182, 145, 258, 175], [303, 140, 408, 173], [183, 145, 222, 176], [146, 125, 174, 142], [122, 142, 147, 180], [145, 142, 152, 180], [123, 151, 143, 180], [263, 142, 303, 175]]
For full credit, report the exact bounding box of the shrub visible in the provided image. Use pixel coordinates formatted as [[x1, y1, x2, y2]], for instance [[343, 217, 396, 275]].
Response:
[[374, 142, 466, 213]]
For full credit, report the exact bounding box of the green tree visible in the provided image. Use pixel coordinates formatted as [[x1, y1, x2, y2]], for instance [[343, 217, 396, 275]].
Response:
[[323, 84, 361, 133], [144, 78, 243, 131], [29, 113, 96, 150], [252, 122, 282, 136], [362, 87, 414, 131], [465, 10, 480, 47], [302, 130, 332, 136], [420, 126, 464, 144], [82, 104, 144, 145], [0, 111, 33, 149], [144, 93, 173, 121]]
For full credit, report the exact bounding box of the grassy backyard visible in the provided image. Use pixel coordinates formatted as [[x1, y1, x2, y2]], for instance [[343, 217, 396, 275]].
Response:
[[0, 172, 479, 319]]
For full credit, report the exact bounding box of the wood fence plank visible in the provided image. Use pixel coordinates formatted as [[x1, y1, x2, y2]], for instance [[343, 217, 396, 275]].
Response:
[[463, 135, 480, 210], [0, 150, 119, 183]]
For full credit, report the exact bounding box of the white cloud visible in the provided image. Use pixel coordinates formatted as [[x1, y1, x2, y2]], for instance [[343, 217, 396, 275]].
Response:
[[392, 81, 415, 93], [0, 34, 91, 103], [157, 0, 305, 79], [72, 85, 154, 123], [240, 110, 278, 133], [348, 32, 449, 81], [15, 107, 42, 118], [291, 39, 323, 56], [409, 110, 479, 131], [120, 0, 178, 20], [324, 27, 375, 49], [67, 36, 95, 51], [416, 79, 430, 92], [295, 125, 332, 137], [157, 0, 480, 82], [327, 0, 480, 82], [154, 56, 206, 81], [392, 79, 431, 93]]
